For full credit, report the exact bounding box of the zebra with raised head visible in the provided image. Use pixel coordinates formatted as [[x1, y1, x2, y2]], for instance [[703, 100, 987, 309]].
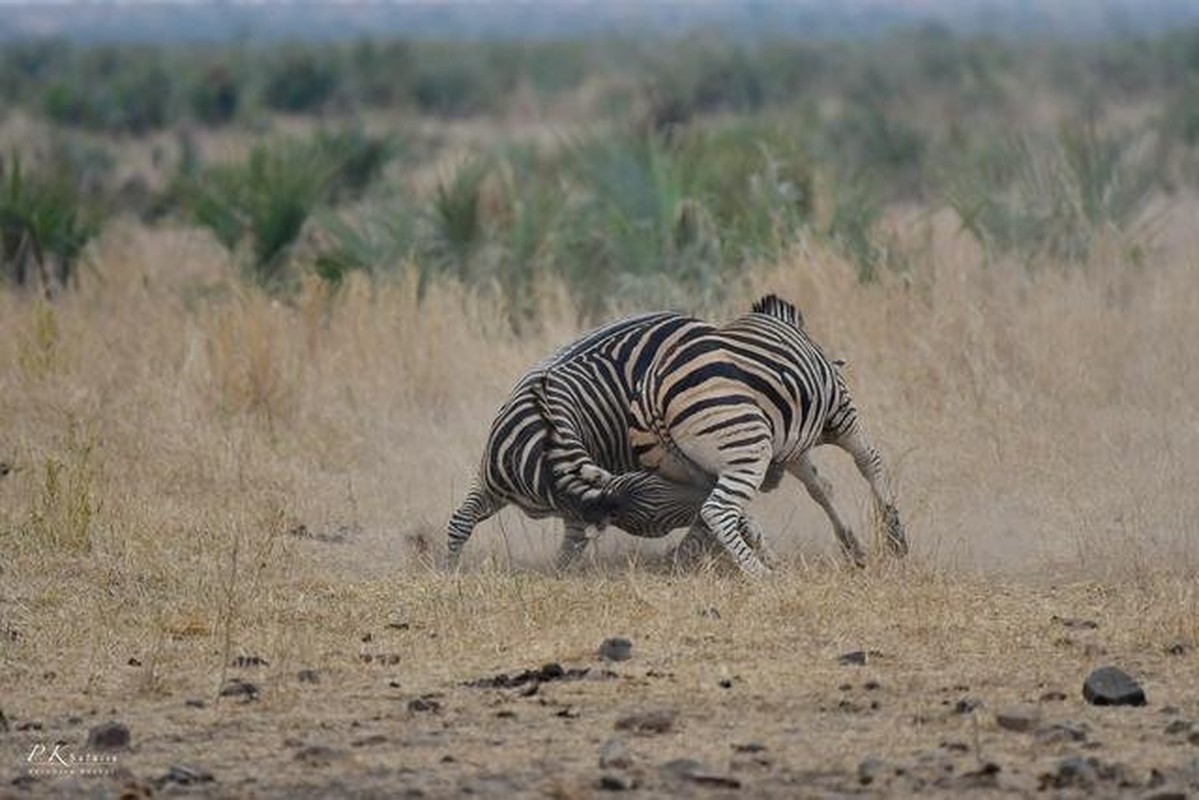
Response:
[[445, 311, 715, 569], [545, 294, 906, 576]]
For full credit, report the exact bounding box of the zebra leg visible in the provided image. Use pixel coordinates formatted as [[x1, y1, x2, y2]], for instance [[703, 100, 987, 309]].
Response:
[[700, 474, 771, 577], [554, 521, 591, 571], [445, 480, 505, 569], [788, 454, 866, 567], [836, 428, 908, 557]]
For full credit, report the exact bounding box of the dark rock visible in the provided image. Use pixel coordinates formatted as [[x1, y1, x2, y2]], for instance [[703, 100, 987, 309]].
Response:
[[995, 706, 1041, 732], [1165, 642, 1190, 656], [185, 699, 206, 709], [598, 773, 635, 791], [1083, 666, 1146, 707], [1040, 757, 1099, 790], [495, 710, 516, 719], [599, 739, 633, 770], [87, 721, 130, 750], [615, 709, 676, 735], [159, 765, 214, 786], [127, 657, 142, 667], [466, 662, 592, 689], [958, 761, 1002, 789], [838, 650, 867, 666], [219, 679, 258, 701], [297, 669, 320, 684], [386, 621, 411, 631], [858, 757, 889, 785], [407, 696, 441, 713], [599, 638, 633, 662], [718, 678, 734, 689], [863, 680, 881, 691], [954, 697, 984, 714]]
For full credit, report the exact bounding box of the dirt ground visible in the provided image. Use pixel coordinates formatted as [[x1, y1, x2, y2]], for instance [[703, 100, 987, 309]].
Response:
[[2, 554, 1198, 799]]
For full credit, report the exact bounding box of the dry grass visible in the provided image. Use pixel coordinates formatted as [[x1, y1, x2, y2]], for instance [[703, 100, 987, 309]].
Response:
[[1, 202, 1197, 795]]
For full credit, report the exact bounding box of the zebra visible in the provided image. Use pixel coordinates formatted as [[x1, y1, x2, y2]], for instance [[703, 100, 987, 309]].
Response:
[[446, 306, 868, 569], [445, 311, 717, 569], [544, 294, 906, 576]]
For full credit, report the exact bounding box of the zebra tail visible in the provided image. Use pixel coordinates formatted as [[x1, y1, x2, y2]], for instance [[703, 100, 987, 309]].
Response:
[[530, 369, 624, 525]]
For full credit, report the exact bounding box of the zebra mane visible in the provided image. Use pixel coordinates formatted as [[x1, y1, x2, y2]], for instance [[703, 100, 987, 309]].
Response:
[[750, 294, 804, 329]]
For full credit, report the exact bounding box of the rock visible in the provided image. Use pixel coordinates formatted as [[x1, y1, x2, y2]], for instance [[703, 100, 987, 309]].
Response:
[[1164, 719, 1193, 736], [1083, 666, 1146, 707], [615, 709, 676, 735], [858, 757, 889, 785], [185, 699, 206, 709], [599, 637, 633, 662], [599, 738, 633, 770], [1035, 721, 1089, 743], [661, 759, 741, 788], [1040, 757, 1098, 790], [954, 697, 984, 714], [219, 679, 259, 701], [297, 669, 320, 684], [598, 773, 635, 791], [995, 706, 1041, 732], [838, 650, 868, 666], [87, 721, 130, 750], [407, 696, 441, 713], [159, 765, 214, 786]]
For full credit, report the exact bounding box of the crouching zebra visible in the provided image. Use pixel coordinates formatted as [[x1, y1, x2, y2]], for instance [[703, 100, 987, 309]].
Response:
[[445, 312, 716, 569], [542, 294, 906, 576]]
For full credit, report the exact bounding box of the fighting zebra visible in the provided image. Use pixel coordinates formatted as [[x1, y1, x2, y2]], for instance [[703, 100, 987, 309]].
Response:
[[544, 294, 906, 576], [446, 307, 867, 569], [445, 311, 714, 569]]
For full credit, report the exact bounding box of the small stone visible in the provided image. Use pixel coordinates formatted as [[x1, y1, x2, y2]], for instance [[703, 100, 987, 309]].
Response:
[[1083, 666, 1146, 707], [838, 650, 868, 666], [995, 706, 1041, 732], [219, 679, 258, 701], [598, 773, 635, 791], [955, 697, 984, 714], [297, 669, 320, 684], [87, 721, 131, 750], [1035, 721, 1089, 743], [599, 637, 633, 662], [863, 680, 881, 691], [1165, 642, 1189, 656], [160, 765, 214, 786], [599, 739, 633, 770], [660, 759, 741, 788], [615, 709, 675, 735], [293, 745, 345, 767], [858, 757, 889, 785], [1040, 757, 1098, 790], [185, 699, 206, 709], [127, 657, 142, 667], [1164, 719, 1193, 736], [718, 678, 734, 689], [407, 697, 441, 713]]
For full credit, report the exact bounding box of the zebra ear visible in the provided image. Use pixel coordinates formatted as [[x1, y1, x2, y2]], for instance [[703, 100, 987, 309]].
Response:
[[750, 294, 804, 329]]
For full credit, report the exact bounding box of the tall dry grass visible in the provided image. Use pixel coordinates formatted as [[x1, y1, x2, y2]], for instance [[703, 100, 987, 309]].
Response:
[[1, 204, 1197, 700]]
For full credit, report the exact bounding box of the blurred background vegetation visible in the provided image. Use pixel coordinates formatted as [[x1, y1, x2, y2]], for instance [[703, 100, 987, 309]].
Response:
[[2, 19, 1198, 321]]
